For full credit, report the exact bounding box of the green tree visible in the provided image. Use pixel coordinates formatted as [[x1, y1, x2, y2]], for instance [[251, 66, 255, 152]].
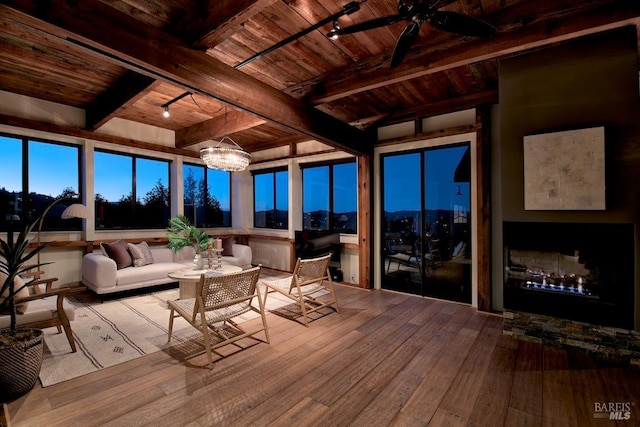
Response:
[[143, 179, 169, 206], [199, 180, 222, 226], [142, 180, 169, 228]]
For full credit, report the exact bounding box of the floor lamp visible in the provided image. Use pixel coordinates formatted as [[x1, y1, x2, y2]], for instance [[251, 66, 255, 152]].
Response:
[[36, 199, 91, 271]]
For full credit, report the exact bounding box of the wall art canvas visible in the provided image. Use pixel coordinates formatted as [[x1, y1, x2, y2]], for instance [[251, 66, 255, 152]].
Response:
[[523, 126, 605, 210]]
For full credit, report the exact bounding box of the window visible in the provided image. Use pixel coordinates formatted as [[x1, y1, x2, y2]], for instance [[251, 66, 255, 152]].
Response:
[[253, 167, 288, 229], [0, 134, 82, 231], [183, 163, 231, 227], [95, 150, 170, 229], [302, 159, 357, 233]]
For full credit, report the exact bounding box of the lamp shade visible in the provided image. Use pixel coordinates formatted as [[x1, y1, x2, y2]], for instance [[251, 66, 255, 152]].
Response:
[[61, 203, 91, 219]]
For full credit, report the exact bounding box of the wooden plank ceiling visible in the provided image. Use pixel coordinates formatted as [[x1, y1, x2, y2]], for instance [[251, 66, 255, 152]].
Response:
[[0, 0, 638, 157]]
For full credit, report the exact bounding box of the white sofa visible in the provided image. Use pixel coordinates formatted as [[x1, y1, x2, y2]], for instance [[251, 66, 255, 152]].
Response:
[[82, 244, 252, 295]]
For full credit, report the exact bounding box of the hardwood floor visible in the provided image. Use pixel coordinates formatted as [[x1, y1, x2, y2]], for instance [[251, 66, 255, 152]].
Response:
[[6, 285, 640, 426]]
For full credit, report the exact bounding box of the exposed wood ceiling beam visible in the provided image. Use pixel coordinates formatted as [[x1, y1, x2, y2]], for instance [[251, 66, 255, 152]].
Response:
[[85, 73, 159, 131], [377, 124, 478, 147], [254, 134, 311, 153], [186, 0, 277, 49], [382, 90, 499, 126], [0, 113, 199, 157], [87, 1, 273, 133], [288, 0, 640, 105], [0, 0, 372, 155], [175, 109, 267, 148]]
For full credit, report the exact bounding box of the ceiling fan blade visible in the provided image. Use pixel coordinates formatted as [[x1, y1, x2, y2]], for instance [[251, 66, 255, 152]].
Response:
[[330, 14, 406, 36], [428, 11, 495, 37], [390, 22, 421, 68]]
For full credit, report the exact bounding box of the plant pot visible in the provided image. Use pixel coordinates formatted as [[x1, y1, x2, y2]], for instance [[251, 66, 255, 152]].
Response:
[[0, 329, 44, 402]]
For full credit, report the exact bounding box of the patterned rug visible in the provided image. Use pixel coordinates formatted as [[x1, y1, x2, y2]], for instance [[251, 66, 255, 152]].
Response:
[[39, 270, 297, 387]]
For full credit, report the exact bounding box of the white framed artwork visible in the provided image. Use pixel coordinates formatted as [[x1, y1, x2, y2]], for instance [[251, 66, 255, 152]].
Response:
[[523, 126, 605, 210]]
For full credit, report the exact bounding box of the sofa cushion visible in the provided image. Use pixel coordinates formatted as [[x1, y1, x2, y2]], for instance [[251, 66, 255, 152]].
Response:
[[128, 241, 154, 267], [116, 262, 187, 287], [151, 247, 177, 263], [221, 237, 234, 257], [0, 273, 29, 314], [102, 239, 133, 270], [0, 296, 75, 329]]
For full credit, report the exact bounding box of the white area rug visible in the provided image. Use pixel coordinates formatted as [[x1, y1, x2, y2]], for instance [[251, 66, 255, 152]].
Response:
[[39, 271, 300, 387]]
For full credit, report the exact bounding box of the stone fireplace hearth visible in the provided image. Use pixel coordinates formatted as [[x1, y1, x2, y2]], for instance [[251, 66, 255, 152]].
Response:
[[502, 222, 638, 362]]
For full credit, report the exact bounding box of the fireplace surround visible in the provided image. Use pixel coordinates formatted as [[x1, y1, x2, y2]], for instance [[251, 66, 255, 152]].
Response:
[[502, 222, 639, 361], [503, 222, 635, 330]]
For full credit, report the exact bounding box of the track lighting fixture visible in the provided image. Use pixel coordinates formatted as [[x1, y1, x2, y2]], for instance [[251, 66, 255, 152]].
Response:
[[235, 0, 364, 69], [160, 91, 192, 117], [328, 20, 341, 40]]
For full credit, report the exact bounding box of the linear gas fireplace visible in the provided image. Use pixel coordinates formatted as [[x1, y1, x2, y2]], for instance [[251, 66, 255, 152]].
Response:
[[503, 222, 635, 330]]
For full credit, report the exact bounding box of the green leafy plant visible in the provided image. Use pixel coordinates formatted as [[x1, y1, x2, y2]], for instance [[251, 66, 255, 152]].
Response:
[[166, 215, 211, 253], [0, 215, 52, 337]]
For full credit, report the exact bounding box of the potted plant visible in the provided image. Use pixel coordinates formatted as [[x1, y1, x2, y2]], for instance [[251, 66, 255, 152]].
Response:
[[166, 216, 211, 269], [0, 213, 52, 401]]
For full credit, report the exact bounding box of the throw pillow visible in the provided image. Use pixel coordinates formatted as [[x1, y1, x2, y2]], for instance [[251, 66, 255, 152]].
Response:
[[102, 239, 133, 270], [221, 237, 234, 257], [128, 241, 154, 267], [0, 273, 30, 314]]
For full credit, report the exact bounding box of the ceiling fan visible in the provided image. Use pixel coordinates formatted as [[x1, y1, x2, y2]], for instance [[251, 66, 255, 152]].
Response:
[[327, 0, 496, 67]]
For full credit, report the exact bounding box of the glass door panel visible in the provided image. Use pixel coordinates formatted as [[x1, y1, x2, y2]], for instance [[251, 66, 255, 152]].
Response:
[[382, 152, 424, 295], [423, 145, 471, 303], [381, 144, 472, 304]]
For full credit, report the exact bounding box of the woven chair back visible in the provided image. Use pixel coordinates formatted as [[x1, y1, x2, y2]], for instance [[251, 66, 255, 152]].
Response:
[[292, 253, 332, 290], [197, 266, 261, 311]]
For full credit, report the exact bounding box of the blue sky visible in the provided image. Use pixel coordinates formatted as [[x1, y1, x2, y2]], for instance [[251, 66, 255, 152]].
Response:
[[1, 136, 79, 196], [383, 145, 469, 212], [2, 135, 468, 214]]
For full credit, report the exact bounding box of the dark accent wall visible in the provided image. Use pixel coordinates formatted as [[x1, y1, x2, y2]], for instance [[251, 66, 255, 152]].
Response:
[[494, 26, 640, 328]]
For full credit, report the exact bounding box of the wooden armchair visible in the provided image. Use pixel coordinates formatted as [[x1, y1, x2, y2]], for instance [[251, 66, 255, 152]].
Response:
[[262, 253, 340, 327], [167, 265, 269, 369], [0, 276, 79, 353]]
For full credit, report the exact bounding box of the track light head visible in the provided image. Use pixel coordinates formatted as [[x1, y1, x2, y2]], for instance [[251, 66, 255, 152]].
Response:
[[328, 20, 341, 40], [163, 106, 170, 118]]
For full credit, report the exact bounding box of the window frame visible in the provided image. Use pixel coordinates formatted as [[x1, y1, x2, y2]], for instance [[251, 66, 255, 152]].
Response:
[[301, 158, 357, 234], [94, 148, 171, 230], [252, 166, 288, 230], [182, 162, 232, 228], [0, 133, 83, 231]]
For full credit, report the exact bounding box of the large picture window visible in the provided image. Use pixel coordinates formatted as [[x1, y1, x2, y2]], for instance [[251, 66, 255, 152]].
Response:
[[253, 167, 288, 229], [95, 150, 170, 229], [0, 134, 82, 231], [302, 159, 356, 233], [183, 163, 231, 227]]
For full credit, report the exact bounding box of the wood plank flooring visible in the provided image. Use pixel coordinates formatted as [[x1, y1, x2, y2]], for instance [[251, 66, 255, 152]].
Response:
[[6, 285, 640, 426]]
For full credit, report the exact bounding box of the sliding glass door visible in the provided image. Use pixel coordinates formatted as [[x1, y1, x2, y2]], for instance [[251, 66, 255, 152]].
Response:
[[381, 143, 471, 303]]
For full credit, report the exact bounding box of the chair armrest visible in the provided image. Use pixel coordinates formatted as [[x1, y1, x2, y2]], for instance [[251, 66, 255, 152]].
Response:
[[15, 285, 68, 303], [26, 277, 59, 294], [21, 269, 45, 280]]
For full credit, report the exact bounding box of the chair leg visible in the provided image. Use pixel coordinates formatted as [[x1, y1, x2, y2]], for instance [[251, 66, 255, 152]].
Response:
[[199, 314, 213, 369], [167, 308, 175, 343], [62, 322, 76, 353], [55, 297, 76, 352], [298, 292, 310, 327], [257, 287, 270, 343], [328, 284, 340, 313]]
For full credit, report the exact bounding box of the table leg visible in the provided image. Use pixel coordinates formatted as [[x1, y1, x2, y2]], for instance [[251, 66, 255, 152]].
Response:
[[178, 280, 197, 299]]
